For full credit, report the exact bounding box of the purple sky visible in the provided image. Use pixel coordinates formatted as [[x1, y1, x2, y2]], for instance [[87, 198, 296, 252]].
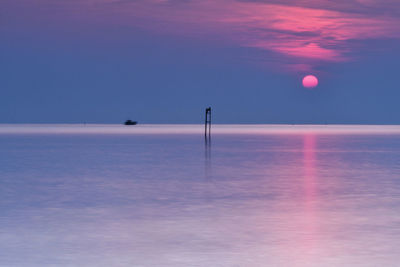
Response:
[[124, 0, 400, 72], [2, 0, 400, 123]]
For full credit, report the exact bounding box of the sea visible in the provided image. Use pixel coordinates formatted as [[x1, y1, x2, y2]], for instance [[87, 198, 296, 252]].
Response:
[[1, 124, 400, 267]]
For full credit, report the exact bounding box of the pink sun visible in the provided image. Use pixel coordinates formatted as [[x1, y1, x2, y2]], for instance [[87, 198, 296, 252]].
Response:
[[302, 75, 318, 89]]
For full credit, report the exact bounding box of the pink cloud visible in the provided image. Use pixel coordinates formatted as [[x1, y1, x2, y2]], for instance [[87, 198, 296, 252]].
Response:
[[111, 0, 400, 71], [4, 0, 400, 72]]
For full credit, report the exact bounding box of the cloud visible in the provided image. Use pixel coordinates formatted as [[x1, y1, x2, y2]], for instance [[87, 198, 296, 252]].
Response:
[[3, 0, 400, 72], [113, 0, 400, 71], [236, 0, 400, 16]]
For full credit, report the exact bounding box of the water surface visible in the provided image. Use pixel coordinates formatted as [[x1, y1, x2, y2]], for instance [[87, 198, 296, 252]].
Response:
[[1, 124, 400, 266]]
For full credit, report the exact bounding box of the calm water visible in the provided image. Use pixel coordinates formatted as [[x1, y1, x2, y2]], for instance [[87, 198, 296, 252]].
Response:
[[1, 125, 400, 266]]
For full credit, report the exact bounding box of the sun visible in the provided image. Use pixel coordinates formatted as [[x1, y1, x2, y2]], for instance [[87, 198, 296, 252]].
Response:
[[302, 75, 318, 89]]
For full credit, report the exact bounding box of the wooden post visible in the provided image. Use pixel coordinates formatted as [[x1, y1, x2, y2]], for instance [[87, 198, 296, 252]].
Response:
[[205, 107, 211, 137]]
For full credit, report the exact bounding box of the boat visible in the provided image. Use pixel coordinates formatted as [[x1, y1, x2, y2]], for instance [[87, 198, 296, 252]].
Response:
[[124, 120, 137, 125]]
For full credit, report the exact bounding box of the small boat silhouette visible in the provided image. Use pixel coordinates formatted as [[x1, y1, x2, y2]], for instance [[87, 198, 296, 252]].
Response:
[[124, 120, 137, 125]]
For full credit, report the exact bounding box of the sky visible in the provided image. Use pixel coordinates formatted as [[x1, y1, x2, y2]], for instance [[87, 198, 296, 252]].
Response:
[[1, 0, 400, 124]]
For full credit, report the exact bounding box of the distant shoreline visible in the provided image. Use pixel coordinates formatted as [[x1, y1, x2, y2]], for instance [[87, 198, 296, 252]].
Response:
[[1, 124, 400, 135]]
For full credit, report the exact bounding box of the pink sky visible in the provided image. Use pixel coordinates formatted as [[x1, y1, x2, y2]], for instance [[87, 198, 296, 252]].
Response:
[[3, 0, 400, 72], [115, 0, 400, 71]]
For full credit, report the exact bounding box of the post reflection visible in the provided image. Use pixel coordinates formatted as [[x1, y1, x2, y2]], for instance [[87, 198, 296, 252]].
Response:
[[204, 136, 211, 178]]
